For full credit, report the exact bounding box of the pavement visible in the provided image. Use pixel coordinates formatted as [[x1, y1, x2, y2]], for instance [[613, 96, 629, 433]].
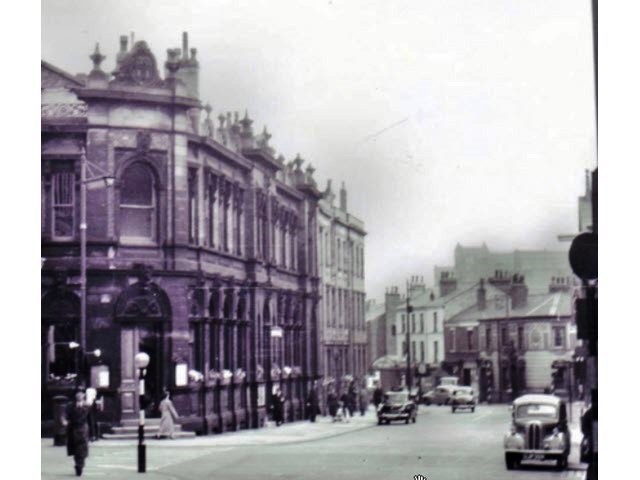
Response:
[[41, 403, 588, 479]]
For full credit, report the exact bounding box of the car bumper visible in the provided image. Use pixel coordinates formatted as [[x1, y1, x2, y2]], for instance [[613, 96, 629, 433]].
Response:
[[505, 448, 565, 457], [378, 412, 410, 420]]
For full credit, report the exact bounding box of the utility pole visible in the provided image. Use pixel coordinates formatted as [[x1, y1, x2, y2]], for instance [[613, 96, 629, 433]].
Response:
[[405, 281, 413, 391]]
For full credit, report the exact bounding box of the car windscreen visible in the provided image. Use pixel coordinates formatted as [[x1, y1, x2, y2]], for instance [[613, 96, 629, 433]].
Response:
[[455, 389, 471, 395], [515, 403, 557, 419], [385, 393, 408, 403]]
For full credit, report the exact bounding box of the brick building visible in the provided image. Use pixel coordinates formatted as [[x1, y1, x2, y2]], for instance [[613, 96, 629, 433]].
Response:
[[41, 33, 326, 435], [317, 182, 367, 387], [444, 275, 575, 403]]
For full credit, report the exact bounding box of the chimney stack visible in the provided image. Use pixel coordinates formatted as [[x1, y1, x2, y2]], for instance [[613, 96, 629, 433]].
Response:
[[509, 274, 528, 309], [340, 182, 347, 211], [182, 31, 189, 59], [439, 271, 457, 297], [477, 279, 486, 310]]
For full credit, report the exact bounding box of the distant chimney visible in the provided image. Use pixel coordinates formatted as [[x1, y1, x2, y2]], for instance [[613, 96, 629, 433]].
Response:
[[116, 35, 129, 66], [340, 182, 347, 211], [439, 271, 457, 297], [509, 275, 528, 309], [385, 286, 402, 355], [477, 279, 486, 310], [182, 31, 189, 59]]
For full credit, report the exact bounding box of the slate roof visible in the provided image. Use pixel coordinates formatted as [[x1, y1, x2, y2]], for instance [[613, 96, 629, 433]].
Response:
[[447, 291, 572, 324]]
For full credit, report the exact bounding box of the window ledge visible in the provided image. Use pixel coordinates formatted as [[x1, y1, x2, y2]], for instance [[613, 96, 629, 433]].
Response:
[[119, 237, 157, 247]]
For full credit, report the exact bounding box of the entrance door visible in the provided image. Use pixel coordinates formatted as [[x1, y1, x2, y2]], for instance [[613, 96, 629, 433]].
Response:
[[119, 324, 165, 421]]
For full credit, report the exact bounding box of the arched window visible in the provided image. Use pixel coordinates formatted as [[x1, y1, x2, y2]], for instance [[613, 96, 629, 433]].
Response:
[[120, 163, 156, 241]]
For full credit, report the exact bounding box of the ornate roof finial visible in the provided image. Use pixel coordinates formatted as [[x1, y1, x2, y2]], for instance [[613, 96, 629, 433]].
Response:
[[90, 43, 106, 71], [204, 103, 212, 119], [293, 153, 304, 171], [240, 110, 253, 130], [305, 163, 315, 175], [218, 113, 226, 128]]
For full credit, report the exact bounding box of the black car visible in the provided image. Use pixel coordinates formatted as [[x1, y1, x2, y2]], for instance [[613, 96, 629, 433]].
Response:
[[377, 390, 417, 425]]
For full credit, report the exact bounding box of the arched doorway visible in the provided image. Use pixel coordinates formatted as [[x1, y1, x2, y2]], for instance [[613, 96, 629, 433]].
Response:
[[114, 281, 171, 420]]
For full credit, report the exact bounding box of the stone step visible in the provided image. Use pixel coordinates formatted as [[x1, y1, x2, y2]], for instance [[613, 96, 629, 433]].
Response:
[[120, 418, 163, 427], [102, 431, 196, 440], [111, 424, 186, 435]]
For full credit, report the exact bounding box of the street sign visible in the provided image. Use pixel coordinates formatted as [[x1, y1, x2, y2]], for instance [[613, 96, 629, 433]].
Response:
[[569, 232, 597, 280]]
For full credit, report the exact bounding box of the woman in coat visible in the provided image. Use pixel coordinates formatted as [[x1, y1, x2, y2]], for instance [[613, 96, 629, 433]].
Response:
[[156, 391, 179, 439], [358, 387, 370, 416], [327, 388, 339, 421], [66, 390, 90, 476], [272, 389, 284, 426]]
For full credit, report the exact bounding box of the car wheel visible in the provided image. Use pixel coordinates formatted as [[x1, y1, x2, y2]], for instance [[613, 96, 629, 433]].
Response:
[[405, 418, 410, 424], [556, 455, 568, 471], [505, 453, 516, 470], [471, 406, 475, 413], [412, 415, 416, 423], [385, 420, 390, 425], [378, 418, 383, 425], [451, 406, 456, 413], [424, 399, 431, 406], [445, 398, 450, 405]]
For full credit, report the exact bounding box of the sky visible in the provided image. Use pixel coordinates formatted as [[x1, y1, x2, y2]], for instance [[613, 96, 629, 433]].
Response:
[[41, 0, 597, 301]]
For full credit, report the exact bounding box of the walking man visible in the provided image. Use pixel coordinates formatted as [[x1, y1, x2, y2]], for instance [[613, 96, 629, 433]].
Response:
[[66, 390, 91, 476], [306, 381, 319, 423]]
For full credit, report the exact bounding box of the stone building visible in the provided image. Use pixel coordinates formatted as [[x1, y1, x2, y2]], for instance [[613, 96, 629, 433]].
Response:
[[41, 33, 325, 435], [317, 182, 367, 387], [434, 243, 572, 296], [444, 275, 575, 403]]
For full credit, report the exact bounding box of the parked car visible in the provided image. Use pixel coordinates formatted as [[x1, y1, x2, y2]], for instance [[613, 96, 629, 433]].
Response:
[[451, 386, 476, 413], [377, 390, 417, 425], [422, 385, 456, 405], [503, 394, 571, 471]]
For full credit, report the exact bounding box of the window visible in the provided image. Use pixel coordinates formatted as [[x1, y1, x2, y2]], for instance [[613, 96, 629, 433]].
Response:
[[411, 314, 416, 333], [420, 341, 425, 362], [420, 313, 424, 333], [518, 326, 524, 350], [467, 330, 473, 351], [391, 324, 396, 336], [188, 168, 198, 244], [501, 326, 509, 346], [234, 187, 244, 256], [45, 323, 79, 377], [207, 174, 218, 248], [486, 327, 492, 349], [120, 163, 156, 240], [401, 314, 405, 333], [189, 323, 203, 372], [553, 326, 566, 347], [52, 171, 75, 238], [433, 340, 439, 362], [433, 312, 438, 332], [411, 341, 416, 360]]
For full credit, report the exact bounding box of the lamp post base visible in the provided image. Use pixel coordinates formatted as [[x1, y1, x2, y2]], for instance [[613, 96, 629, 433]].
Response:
[[137, 444, 146, 473]]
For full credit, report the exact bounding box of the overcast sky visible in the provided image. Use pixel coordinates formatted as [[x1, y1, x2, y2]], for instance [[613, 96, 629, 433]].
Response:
[[42, 0, 597, 301]]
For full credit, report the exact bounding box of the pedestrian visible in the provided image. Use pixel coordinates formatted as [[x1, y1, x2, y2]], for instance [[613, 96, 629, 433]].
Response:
[[327, 388, 339, 422], [373, 383, 384, 410], [347, 381, 358, 417], [85, 387, 99, 441], [156, 390, 179, 439], [66, 390, 91, 476], [340, 390, 351, 422], [306, 382, 319, 423], [272, 388, 284, 426], [358, 387, 369, 416]]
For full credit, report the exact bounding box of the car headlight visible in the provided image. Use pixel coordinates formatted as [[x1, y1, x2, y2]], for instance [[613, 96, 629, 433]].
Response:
[[504, 433, 524, 449]]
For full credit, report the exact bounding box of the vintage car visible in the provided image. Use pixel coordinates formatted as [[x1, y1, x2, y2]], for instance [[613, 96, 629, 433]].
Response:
[[503, 394, 571, 470], [422, 385, 456, 405], [451, 386, 476, 413], [377, 390, 418, 425]]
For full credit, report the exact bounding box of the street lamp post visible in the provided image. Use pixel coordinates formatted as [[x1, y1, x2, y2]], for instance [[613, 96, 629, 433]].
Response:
[[405, 282, 413, 391], [78, 148, 114, 387], [135, 352, 150, 473]]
